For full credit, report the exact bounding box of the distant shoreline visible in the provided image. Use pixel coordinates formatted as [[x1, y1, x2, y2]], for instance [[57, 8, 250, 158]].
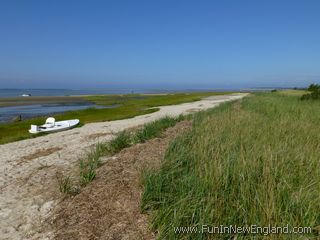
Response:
[[0, 87, 277, 99]]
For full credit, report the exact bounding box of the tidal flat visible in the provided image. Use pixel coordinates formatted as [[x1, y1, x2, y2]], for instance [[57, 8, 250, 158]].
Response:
[[0, 92, 232, 144]]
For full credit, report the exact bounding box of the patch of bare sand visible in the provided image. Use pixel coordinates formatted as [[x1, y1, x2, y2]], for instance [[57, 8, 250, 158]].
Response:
[[17, 147, 62, 164], [85, 132, 113, 140], [51, 121, 192, 240]]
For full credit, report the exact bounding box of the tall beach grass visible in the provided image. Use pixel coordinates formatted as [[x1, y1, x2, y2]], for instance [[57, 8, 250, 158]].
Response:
[[142, 93, 320, 239]]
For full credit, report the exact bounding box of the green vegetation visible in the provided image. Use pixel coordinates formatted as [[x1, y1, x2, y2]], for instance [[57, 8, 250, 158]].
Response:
[[301, 83, 320, 100], [57, 143, 109, 192], [142, 93, 320, 239], [106, 131, 132, 154], [107, 115, 184, 154], [79, 143, 106, 186], [0, 92, 229, 145], [57, 174, 79, 195], [57, 175, 73, 194], [134, 116, 184, 143], [306, 83, 320, 92], [277, 89, 309, 96], [60, 116, 185, 192], [0, 96, 88, 107]]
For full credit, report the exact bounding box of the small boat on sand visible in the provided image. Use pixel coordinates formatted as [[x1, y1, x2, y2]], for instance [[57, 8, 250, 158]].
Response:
[[29, 117, 80, 134]]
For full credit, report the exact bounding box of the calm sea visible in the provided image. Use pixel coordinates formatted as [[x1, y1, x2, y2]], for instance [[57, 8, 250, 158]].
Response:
[[0, 88, 250, 98], [0, 88, 165, 98]]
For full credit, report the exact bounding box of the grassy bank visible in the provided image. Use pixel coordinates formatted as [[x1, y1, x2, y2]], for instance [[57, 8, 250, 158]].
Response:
[[0, 92, 228, 144], [58, 116, 184, 194], [142, 93, 320, 239], [277, 89, 309, 96]]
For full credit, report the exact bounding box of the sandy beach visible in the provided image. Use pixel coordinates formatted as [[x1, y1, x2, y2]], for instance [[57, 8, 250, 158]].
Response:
[[0, 93, 246, 240]]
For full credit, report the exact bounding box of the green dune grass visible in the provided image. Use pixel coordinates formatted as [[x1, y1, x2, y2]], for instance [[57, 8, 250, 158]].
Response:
[[277, 89, 310, 96], [142, 93, 320, 239]]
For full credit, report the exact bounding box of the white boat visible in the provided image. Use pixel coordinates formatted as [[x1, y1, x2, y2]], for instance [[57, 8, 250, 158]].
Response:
[[29, 117, 80, 134], [22, 94, 31, 97]]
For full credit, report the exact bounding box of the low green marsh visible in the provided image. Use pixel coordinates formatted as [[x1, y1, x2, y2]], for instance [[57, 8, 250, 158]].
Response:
[[0, 92, 229, 144]]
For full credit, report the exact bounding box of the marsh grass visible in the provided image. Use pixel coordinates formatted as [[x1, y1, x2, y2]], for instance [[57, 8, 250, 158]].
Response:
[[142, 93, 320, 239], [0, 92, 230, 145]]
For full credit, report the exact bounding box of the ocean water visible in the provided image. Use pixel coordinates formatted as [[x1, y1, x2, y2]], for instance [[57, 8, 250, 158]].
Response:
[[0, 88, 169, 98], [0, 87, 247, 98]]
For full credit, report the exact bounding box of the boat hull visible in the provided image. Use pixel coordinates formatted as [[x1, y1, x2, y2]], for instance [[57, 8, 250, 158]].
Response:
[[29, 119, 80, 134]]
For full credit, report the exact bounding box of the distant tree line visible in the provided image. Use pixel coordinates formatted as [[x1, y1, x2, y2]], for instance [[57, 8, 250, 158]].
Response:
[[301, 83, 320, 100]]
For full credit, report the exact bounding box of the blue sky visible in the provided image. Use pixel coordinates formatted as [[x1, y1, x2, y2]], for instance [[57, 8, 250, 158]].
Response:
[[0, 0, 319, 89]]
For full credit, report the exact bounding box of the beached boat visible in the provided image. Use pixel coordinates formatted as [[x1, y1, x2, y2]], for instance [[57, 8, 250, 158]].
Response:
[[29, 117, 80, 134]]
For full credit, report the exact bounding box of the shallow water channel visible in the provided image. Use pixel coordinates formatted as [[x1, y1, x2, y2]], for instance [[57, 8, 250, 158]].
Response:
[[0, 103, 117, 123]]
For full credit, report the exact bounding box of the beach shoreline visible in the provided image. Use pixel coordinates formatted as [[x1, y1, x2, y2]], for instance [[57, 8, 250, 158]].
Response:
[[0, 92, 237, 145], [0, 93, 247, 239]]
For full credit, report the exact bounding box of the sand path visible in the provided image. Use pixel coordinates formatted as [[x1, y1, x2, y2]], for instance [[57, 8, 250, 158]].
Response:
[[0, 93, 246, 240]]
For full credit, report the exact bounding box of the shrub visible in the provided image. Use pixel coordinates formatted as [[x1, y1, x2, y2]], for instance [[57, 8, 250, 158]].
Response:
[[307, 83, 320, 92], [301, 83, 320, 100]]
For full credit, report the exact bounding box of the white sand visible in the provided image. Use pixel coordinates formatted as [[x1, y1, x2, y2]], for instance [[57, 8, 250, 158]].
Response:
[[0, 93, 247, 240]]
